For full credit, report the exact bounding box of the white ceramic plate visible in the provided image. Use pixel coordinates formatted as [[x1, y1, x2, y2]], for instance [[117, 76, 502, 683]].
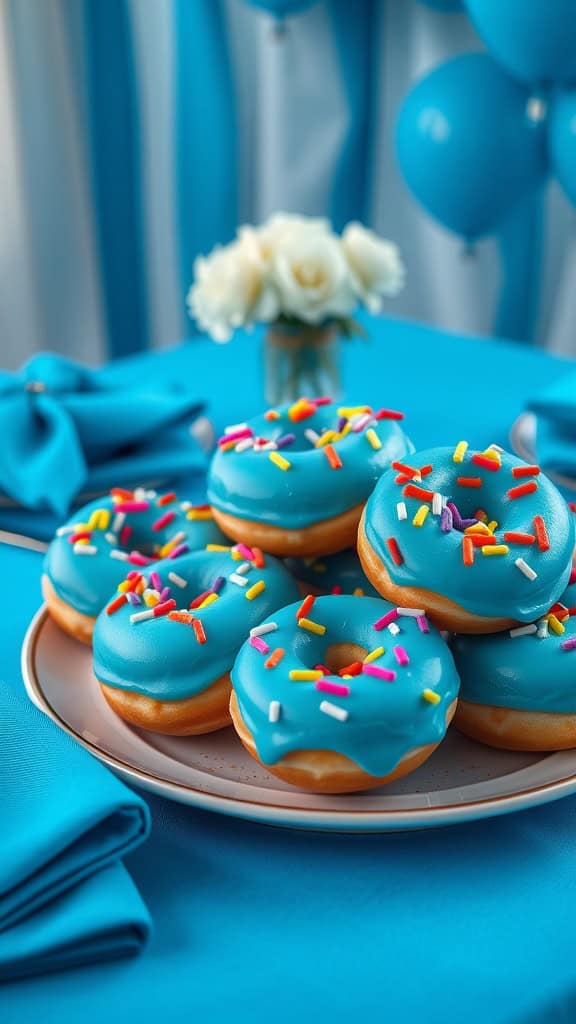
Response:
[[510, 412, 576, 492], [21, 607, 576, 832]]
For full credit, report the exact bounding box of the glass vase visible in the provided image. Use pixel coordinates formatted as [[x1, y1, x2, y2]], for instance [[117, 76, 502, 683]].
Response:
[[264, 321, 340, 405]]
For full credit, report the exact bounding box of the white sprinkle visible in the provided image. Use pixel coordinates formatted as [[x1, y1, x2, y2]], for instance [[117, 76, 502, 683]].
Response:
[[168, 571, 187, 589], [319, 700, 349, 723], [235, 438, 254, 453], [145, 490, 157, 499], [110, 549, 130, 562], [250, 622, 278, 638], [352, 413, 372, 432], [509, 624, 538, 638], [112, 512, 126, 533], [180, 501, 192, 512], [74, 543, 97, 555], [167, 531, 186, 547], [130, 609, 155, 624], [515, 558, 538, 581], [305, 428, 320, 445], [261, 441, 278, 451], [56, 525, 76, 536], [442, 495, 448, 508], [432, 493, 443, 516], [269, 701, 281, 723], [488, 443, 505, 452], [537, 619, 549, 639], [229, 573, 248, 587], [105, 532, 117, 546], [143, 588, 160, 602], [397, 607, 426, 617], [396, 501, 407, 521], [133, 488, 147, 502], [387, 622, 400, 636], [236, 562, 252, 576], [225, 421, 248, 435]]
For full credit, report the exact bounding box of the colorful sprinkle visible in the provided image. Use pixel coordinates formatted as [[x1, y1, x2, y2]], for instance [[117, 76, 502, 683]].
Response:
[[457, 477, 482, 488], [393, 646, 410, 666], [298, 617, 326, 636], [316, 680, 350, 696], [269, 451, 291, 471], [297, 594, 316, 620], [412, 505, 429, 527], [417, 615, 429, 633], [403, 483, 435, 502], [471, 454, 500, 471], [268, 701, 281, 722], [422, 689, 441, 705], [452, 441, 468, 463], [363, 664, 396, 681], [561, 637, 576, 651], [290, 669, 323, 681], [265, 648, 285, 669], [508, 481, 538, 500], [363, 646, 385, 663], [73, 544, 97, 555], [365, 428, 381, 451], [324, 444, 343, 470], [250, 635, 270, 655], [396, 501, 407, 521], [482, 545, 509, 556], [548, 614, 565, 636], [319, 700, 349, 722], [440, 507, 453, 533], [250, 622, 278, 638], [462, 537, 474, 566], [106, 594, 127, 615], [533, 515, 550, 552], [373, 608, 398, 631], [512, 465, 540, 478], [515, 558, 538, 581], [152, 511, 175, 532], [386, 537, 404, 566], [503, 532, 535, 545], [246, 580, 266, 601]]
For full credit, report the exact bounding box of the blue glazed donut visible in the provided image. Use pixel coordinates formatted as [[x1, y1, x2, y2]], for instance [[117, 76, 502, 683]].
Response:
[[207, 397, 413, 557], [230, 595, 460, 792], [42, 486, 228, 643], [358, 444, 575, 633], [285, 549, 379, 597], [450, 571, 576, 749], [93, 546, 300, 735]]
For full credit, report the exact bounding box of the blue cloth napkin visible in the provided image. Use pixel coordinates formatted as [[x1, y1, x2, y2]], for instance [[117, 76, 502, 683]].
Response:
[[527, 367, 576, 477], [0, 352, 207, 515], [0, 686, 152, 980]]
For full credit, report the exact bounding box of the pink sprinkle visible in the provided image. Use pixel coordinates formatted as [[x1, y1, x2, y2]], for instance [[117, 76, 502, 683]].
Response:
[[363, 664, 396, 681], [316, 680, 350, 696], [393, 646, 410, 666], [561, 637, 576, 651], [127, 570, 139, 580], [249, 636, 270, 655], [114, 502, 150, 513], [570, 567, 576, 586], [128, 551, 152, 566], [330, 585, 343, 594], [159, 586, 171, 602], [153, 511, 175, 532], [150, 571, 162, 591], [373, 609, 399, 631], [417, 615, 430, 633], [120, 525, 133, 546], [237, 543, 255, 560], [218, 427, 253, 446], [311, 397, 332, 406], [169, 544, 189, 559]]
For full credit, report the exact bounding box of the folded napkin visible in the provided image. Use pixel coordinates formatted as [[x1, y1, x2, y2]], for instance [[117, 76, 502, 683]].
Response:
[[527, 367, 576, 477], [0, 352, 207, 515], [0, 686, 151, 980]]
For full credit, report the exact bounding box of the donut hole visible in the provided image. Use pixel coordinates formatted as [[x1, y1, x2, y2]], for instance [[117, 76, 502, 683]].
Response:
[[323, 642, 368, 675]]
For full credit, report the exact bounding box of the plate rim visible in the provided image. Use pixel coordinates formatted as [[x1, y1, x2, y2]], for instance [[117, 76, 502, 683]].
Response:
[[22, 606, 576, 832]]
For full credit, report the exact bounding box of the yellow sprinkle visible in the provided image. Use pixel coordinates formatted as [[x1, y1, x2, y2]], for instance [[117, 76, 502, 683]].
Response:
[[482, 449, 501, 463], [315, 430, 337, 448], [198, 593, 219, 610], [144, 592, 160, 608], [337, 405, 371, 417], [298, 617, 326, 636], [364, 646, 385, 664], [366, 428, 381, 451], [288, 399, 312, 421], [186, 509, 213, 520], [422, 689, 441, 705], [547, 614, 565, 635], [464, 522, 491, 535], [206, 544, 231, 552], [269, 451, 291, 471], [74, 522, 90, 532], [289, 669, 323, 681], [341, 674, 353, 680], [75, 537, 90, 545], [159, 541, 177, 558], [353, 588, 365, 597], [230, 548, 243, 561], [413, 505, 430, 527], [118, 580, 132, 593], [88, 508, 110, 531], [453, 440, 468, 463], [246, 580, 266, 601], [482, 545, 509, 556], [488, 521, 498, 532]]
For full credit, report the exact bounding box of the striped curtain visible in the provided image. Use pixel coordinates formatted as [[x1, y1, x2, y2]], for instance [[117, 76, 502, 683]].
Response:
[[1, 0, 575, 370]]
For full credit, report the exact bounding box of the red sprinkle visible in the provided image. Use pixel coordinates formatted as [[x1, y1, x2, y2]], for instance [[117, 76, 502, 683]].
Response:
[[296, 594, 315, 620], [252, 547, 266, 568], [338, 662, 363, 677], [463, 537, 474, 566], [189, 590, 212, 609], [193, 619, 207, 644], [550, 602, 569, 621], [392, 461, 421, 479], [503, 532, 536, 545], [265, 647, 285, 668], [419, 465, 433, 478], [533, 515, 550, 551], [468, 534, 496, 547], [106, 594, 127, 615], [471, 454, 500, 471], [120, 525, 133, 546], [375, 408, 404, 421], [125, 573, 143, 593], [152, 511, 175, 531], [508, 482, 538, 499], [153, 599, 176, 618], [457, 477, 482, 488], [313, 664, 331, 675], [111, 487, 133, 501], [386, 537, 404, 566], [570, 567, 576, 585], [511, 465, 540, 478], [68, 531, 91, 544], [311, 397, 333, 407], [330, 585, 343, 594], [324, 444, 343, 470], [403, 483, 435, 502], [157, 491, 177, 506]]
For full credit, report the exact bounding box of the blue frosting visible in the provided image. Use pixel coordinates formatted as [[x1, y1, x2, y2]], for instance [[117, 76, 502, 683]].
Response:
[[207, 400, 413, 529], [363, 445, 575, 622], [231, 595, 460, 777], [451, 579, 576, 713], [93, 548, 300, 700], [285, 549, 378, 596], [44, 488, 227, 617]]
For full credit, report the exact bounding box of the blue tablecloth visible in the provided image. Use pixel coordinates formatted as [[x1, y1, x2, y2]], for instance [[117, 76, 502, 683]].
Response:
[[4, 317, 576, 1023]]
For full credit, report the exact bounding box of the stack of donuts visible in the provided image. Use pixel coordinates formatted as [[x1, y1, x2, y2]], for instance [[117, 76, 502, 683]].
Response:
[[42, 395, 576, 794]]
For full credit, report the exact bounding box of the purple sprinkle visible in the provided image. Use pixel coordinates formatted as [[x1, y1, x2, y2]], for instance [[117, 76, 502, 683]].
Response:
[[561, 637, 576, 651], [417, 615, 429, 633], [337, 416, 347, 432], [460, 517, 479, 529], [169, 544, 190, 559], [446, 502, 462, 529], [210, 575, 226, 594], [126, 592, 142, 605], [150, 571, 162, 592], [440, 507, 453, 533], [159, 586, 171, 602], [276, 432, 296, 449]]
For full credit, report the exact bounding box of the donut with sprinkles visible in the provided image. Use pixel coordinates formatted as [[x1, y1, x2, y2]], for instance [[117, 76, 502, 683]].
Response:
[[358, 444, 575, 633], [43, 486, 228, 643], [207, 398, 413, 557], [230, 595, 460, 792]]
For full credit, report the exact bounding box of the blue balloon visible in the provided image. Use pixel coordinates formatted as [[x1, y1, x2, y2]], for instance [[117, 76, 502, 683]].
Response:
[[243, 0, 316, 15], [549, 89, 576, 207], [465, 0, 576, 87], [395, 53, 546, 241], [418, 0, 463, 11]]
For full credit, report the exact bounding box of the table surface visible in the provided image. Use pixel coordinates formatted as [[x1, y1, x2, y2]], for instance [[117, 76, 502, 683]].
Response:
[[4, 317, 576, 1024]]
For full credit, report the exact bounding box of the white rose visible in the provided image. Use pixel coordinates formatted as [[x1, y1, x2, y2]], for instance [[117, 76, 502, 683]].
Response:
[[242, 212, 332, 263], [187, 231, 278, 342], [270, 230, 356, 324], [342, 222, 405, 313]]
